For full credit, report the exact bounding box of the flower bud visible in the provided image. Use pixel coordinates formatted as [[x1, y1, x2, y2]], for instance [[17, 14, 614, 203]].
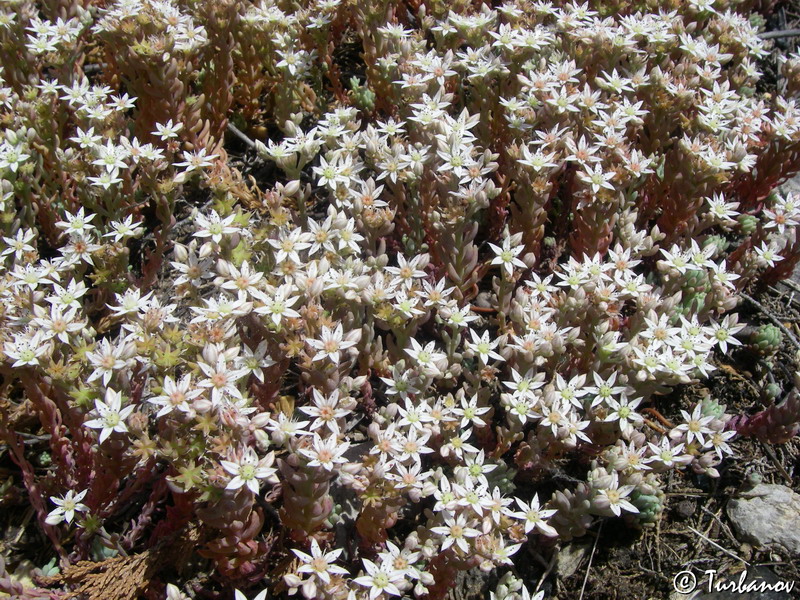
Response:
[[284, 179, 301, 196], [199, 241, 215, 259]]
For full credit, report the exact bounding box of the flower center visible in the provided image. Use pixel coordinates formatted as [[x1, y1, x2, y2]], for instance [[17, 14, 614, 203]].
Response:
[[239, 464, 255, 480]]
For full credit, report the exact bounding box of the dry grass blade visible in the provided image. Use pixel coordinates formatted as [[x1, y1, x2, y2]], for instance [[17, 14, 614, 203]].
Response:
[[686, 526, 750, 566]]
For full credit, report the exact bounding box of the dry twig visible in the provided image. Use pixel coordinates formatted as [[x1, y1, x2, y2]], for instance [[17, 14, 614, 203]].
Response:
[[686, 526, 750, 566], [643, 418, 668, 435], [534, 550, 557, 595], [227, 122, 256, 149], [578, 521, 602, 600], [642, 407, 676, 429], [760, 28, 800, 40]]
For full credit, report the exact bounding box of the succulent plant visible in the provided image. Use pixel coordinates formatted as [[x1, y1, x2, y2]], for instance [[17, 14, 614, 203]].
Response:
[[738, 214, 759, 236], [1, 1, 799, 599], [700, 397, 727, 420], [747, 323, 784, 359], [629, 488, 666, 527]]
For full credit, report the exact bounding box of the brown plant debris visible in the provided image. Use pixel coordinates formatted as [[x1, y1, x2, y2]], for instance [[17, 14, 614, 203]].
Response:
[[36, 525, 201, 600]]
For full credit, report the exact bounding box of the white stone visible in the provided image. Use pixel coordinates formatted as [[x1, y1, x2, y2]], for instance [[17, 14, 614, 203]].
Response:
[[556, 542, 590, 579], [727, 484, 800, 555]]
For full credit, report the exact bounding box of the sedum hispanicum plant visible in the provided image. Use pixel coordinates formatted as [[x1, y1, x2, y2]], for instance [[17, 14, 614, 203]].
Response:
[[1, 0, 800, 598]]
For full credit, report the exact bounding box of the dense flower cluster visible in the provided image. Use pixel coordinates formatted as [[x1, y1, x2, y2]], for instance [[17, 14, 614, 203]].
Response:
[[1, 0, 799, 599]]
